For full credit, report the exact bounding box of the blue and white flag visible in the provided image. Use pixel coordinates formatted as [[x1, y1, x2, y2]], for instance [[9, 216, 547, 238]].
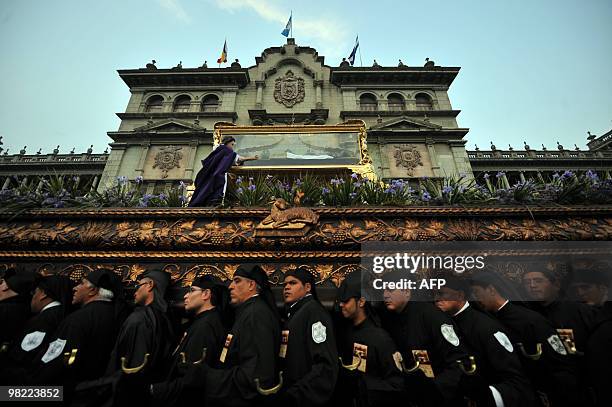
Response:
[[281, 13, 292, 37], [347, 35, 359, 66]]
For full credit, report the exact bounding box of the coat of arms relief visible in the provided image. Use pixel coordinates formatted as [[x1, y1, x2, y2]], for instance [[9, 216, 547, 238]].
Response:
[[394, 145, 423, 176], [152, 145, 183, 178], [274, 70, 305, 108]]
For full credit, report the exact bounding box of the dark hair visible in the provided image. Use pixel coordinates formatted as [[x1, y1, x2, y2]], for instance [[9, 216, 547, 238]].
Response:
[[221, 136, 236, 145]]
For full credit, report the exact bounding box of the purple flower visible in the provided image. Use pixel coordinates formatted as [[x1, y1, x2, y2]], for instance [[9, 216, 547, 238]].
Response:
[[354, 181, 362, 188], [483, 173, 490, 179], [349, 192, 357, 199], [442, 186, 453, 194], [561, 170, 574, 179], [159, 193, 167, 200], [585, 170, 598, 181], [135, 175, 144, 184], [330, 178, 341, 186], [179, 181, 186, 188], [295, 178, 302, 187], [351, 173, 359, 179], [552, 173, 560, 180], [236, 177, 243, 184], [422, 191, 431, 201], [116, 176, 127, 184], [247, 184, 256, 191], [236, 187, 244, 194], [322, 187, 330, 194], [495, 171, 505, 179]]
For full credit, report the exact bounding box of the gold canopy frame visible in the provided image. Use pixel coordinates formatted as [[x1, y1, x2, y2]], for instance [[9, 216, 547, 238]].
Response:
[[213, 120, 376, 180]]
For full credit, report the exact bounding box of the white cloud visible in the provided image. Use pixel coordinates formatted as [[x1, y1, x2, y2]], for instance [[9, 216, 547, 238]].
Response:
[[158, 0, 192, 23], [211, 0, 349, 59]]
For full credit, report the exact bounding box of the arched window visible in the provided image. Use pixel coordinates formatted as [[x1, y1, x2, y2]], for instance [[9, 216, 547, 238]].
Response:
[[145, 95, 164, 113], [173, 95, 191, 112], [202, 95, 220, 112], [359, 93, 377, 111], [387, 93, 405, 111], [415, 93, 433, 110]]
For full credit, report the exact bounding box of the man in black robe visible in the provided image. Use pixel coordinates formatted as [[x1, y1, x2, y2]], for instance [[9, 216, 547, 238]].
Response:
[[188, 136, 259, 207], [334, 272, 405, 407], [151, 264, 280, 407], [568, 269, 609, 308], [433, 275, 535, 407], [0, 269, 36, 349], [277, 269, 338, 407], [103, 270, 174, 404], [30, 269, 123, 402], [471, 273, 581, 407], [521, 270, 597, 355], [154, 275, 230, 406], [586, 301, 612, 407], [1, 274, 74, 383], [379, 271, 467, 407]]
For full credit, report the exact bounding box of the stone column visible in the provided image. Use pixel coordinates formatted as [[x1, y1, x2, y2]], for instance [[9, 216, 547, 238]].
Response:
[[255, 81, 265, 109], [314, 80, 323, 109], [135, 142, 150, 177], [519, 171, 526, 183], [2, 177, 11, 190], [426, 137, 441, 177]]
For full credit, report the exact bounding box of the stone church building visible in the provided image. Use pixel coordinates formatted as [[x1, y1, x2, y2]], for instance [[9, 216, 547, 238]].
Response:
[[0, 38, 610, 192]]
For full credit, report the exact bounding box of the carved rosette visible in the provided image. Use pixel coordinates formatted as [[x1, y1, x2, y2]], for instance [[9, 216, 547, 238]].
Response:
[[274, 70, 305, 108], [153, 145, 183, 178], [394, 145, 423, 176]]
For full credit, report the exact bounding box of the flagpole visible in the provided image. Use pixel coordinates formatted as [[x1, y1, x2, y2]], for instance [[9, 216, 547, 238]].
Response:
[[358, 35, 363, 67], [290, 10, 293, 38]]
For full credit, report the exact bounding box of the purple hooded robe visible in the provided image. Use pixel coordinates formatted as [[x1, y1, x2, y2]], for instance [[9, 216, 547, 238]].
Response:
[[188, 145, 237, 207]]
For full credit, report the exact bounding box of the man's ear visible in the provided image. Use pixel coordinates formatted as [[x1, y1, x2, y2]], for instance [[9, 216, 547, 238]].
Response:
[[304, 282, 312, 294], [357, 297, 366, 308]]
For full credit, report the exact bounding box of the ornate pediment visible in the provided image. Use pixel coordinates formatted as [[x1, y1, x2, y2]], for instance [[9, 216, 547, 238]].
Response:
[[370, 116, 442, 131], [133, 119, 204, 133]]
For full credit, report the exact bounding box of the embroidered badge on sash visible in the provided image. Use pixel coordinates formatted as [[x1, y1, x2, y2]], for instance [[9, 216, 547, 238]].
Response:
[[219, 333, 233, 363], [41, 338, 66, 363], [412, 349, 435, 378], [279, 330, 289, 358], [21, 331, 46, 352], [547, 334, 568, 355], [353, 343, 368, 373], [556, 328, 576, 354], [493, 331, 514, 353], [311, 321, 327, 344], [440, 324, 460, 346]]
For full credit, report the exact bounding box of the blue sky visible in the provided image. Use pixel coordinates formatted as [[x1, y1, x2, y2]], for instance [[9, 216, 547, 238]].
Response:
[[1, 0, 611, 154]]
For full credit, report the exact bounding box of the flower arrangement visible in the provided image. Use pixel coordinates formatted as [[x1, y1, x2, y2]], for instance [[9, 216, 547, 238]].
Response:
[[1, 171, 611, 211]]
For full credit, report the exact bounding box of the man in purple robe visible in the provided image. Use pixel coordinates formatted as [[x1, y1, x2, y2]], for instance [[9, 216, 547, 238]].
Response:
[[188, 136, 258, 207]]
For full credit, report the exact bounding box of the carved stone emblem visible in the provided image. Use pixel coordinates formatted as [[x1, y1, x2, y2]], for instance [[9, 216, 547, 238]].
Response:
[[153, 145, 183, 178], [255, 198, 319, 237], [274, 70, 305, 108], [394, 145, 423, 176]]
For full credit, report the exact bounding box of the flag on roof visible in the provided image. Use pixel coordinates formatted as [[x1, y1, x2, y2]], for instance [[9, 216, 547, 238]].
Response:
[[347, 35, 359, 66], [281, 13, 292, 37], [217, 40, 227, 64]]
